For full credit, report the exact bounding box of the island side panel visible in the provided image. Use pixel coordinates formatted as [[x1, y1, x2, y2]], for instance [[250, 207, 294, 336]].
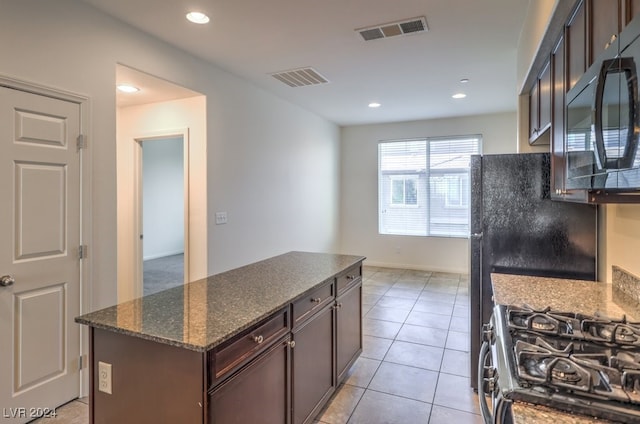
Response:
[[90, 328, 205, 424]]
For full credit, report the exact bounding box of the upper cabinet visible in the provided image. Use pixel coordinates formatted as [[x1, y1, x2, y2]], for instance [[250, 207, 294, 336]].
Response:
[[546, 0, 640, 202], [589, 0, 621, 62], [567, 1, 587, 93], [529, 60, 552, 144], [624, 0, 640, 27]]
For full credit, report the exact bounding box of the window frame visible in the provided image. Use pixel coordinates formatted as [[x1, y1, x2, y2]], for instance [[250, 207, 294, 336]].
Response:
[[389, 174, 419, 207], [377, 135, 481, 238]]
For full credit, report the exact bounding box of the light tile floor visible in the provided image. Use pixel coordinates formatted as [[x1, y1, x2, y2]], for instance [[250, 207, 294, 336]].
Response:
[[315, 266, 481, 424], [35, 266, 480, 424]]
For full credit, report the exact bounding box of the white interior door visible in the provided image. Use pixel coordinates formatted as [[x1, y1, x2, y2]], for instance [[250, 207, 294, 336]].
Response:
[[0, 86, 81, 423]]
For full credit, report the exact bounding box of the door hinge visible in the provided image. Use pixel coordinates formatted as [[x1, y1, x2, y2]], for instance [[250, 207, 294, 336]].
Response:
[[78, 245, 88, 259], [77, 134, 87, 151], [79, 354, 87, 370]]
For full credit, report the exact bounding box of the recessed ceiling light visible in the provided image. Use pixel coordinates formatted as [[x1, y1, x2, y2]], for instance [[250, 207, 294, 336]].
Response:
[[368, 102, 381, 108], [186, 11, 210, 24], [116, 84, 140, 93], [452, 93, 466, 99], [460, 78, 469, 83]]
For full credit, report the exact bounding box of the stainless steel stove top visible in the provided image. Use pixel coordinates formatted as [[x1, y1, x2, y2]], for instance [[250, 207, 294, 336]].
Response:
[[490, 305, 640, 423]]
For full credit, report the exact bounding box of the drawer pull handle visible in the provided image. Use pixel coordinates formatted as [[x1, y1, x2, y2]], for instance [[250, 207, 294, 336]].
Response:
[[311, 297, 322, 303], [347, 275, 356, 280], [253, 335, 264, 344]]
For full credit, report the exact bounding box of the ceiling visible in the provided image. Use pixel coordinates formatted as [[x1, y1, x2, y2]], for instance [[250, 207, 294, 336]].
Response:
[[85, 0, 530, 126]]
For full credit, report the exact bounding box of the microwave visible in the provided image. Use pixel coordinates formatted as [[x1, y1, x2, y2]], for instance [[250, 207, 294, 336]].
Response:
[[565, 18, 640, 194]]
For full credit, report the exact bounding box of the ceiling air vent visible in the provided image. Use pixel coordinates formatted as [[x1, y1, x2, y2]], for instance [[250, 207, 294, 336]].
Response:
[[270, 67, 329, 88], [356, 16, 428, 41]]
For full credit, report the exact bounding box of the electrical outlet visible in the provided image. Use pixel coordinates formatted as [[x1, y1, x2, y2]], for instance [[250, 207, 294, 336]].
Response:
[[98, 361, 112, 394]]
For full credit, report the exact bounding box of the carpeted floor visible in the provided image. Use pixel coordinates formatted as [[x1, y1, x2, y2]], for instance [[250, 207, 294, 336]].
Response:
[[143, 253, 184, 296]]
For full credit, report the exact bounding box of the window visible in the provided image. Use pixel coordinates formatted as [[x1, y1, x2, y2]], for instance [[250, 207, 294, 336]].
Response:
[[378, 136, 481, 238], [390, 175, 418, 206]]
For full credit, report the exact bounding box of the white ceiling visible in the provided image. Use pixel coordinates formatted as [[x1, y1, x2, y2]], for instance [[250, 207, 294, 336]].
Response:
[[85, 0, 530, 126]]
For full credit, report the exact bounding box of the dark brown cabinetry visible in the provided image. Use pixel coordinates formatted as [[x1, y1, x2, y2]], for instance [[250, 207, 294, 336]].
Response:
[[547, 0, 640, 202], [551, 34, 565, 200], [90, 328, 205, 424], [551, 33, 590, 203], [624, 0, 640, 25], [86, 257, 364, 424], [529, 77, 540, 141], [209, 336, 291, 424], [291, 302, 335, 424], [336, 281, 362, 381], [529, 60, 552, 144], [589, 0, 621, 63], [207, 307, 291, 424], [208, 308, 290, 387], [567, 0, 587, 92]]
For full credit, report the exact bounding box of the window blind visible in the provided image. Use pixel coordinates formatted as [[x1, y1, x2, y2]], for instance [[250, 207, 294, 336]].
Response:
[[378, 136, 481, 238]]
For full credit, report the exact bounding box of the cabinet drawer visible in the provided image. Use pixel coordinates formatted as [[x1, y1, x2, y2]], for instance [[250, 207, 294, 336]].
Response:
[[209, 308, 289, 386], [292, 280, 334, 326], [336, 265, 362, 294], [208, 335, 289, 424]]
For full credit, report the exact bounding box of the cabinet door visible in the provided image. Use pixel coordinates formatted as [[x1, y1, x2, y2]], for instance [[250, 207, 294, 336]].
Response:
[[291, 304, 335, 424], [623, 0, 640, 25], [589, 0, 621, 62], [529, 80, 540, 140], [539, 60, 552, 134], [209, 337, 290, 424], [529, 60, 551, 145], [567, 0, 587, 91], [336, 282, 362, 382], [551, 34, 567, 200]]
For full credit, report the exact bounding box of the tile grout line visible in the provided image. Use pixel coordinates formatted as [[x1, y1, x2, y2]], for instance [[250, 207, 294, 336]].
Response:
[[360, 268, 481, 422]]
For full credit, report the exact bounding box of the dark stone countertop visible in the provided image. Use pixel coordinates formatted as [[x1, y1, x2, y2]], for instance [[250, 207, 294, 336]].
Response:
[[492, 273, 640, 424], [75, 251, 365, 352]]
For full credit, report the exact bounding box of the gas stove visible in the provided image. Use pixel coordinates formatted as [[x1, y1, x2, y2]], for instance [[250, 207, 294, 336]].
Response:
[[479, 305, 640, 423]]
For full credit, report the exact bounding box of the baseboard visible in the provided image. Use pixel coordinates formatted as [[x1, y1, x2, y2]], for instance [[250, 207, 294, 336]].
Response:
[[363, 259, 469, 275], [143, 251, 184, 261]]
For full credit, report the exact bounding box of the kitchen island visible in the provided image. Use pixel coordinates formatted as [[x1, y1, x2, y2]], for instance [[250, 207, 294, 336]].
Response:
[[491, 273, 640, 424], [76, 251, 365, 424]]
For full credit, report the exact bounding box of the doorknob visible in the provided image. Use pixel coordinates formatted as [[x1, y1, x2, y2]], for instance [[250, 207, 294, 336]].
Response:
[[0, 275, 15, 287]]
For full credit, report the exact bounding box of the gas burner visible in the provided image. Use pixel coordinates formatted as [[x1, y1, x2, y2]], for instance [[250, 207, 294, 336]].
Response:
[[622, 370, 640, 399], [507, 307, 576, 336], [531, 315, 558, 331], [583, 320, 640, 346], [550, 359, 585, 384], [515, 339, 593, 391]]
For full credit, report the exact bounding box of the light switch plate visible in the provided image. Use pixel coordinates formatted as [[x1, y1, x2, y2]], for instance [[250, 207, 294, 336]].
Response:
[[215, 212, 228, 225]]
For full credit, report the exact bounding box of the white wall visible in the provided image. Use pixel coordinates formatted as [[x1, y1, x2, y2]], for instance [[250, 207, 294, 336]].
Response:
[[0, 0, 340, 310], [205, 84, 341, 272], [339, 112, 517, 273], [142, 137, 184, 260]]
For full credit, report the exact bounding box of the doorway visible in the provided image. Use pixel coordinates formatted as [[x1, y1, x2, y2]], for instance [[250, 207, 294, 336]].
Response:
[[115, 64, 208, 303], [139, 135, 187, 295]]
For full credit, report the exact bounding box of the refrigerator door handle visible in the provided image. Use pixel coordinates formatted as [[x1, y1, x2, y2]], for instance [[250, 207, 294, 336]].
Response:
[[471, 232, 483, 240]]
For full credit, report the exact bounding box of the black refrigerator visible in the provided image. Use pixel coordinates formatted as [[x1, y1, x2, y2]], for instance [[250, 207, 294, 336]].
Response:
[[469, 153, 597, 389]]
